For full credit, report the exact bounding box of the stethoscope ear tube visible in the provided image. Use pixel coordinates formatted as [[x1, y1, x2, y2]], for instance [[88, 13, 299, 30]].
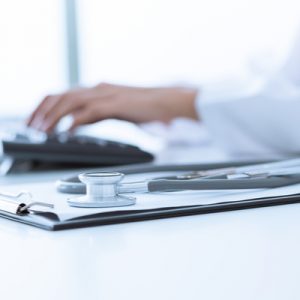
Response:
[[148, 175, 300, 192]]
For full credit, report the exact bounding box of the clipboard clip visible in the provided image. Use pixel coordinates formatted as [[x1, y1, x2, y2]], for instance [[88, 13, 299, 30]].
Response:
[[0, 191, 54, 215]]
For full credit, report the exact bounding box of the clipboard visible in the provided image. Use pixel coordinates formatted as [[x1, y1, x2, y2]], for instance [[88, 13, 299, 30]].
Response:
[[0, 191, 300, 231], [2, 159, 300, 231]]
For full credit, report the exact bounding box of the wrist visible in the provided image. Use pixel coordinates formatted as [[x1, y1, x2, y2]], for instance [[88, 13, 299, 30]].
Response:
[[177, 87, 198, 120], [111, 85, 199, 123], [162, 87, 199, 121]]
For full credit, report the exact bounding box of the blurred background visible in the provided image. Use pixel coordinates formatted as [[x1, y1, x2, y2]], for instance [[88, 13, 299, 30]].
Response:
[[1, 0, 300, 117]]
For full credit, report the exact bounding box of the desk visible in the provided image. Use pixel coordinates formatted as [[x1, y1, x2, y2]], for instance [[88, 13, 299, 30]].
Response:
[[0, 145, 299, 300]]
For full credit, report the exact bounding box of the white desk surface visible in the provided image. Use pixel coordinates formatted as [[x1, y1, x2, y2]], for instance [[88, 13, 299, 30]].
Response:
[[1, 144, 299, 300]]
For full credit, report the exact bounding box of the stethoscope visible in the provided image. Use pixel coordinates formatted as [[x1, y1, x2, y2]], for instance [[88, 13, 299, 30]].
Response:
[[57, 158, 300, 208]]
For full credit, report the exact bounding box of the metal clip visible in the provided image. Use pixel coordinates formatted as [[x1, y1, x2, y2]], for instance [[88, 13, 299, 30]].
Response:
[[0, 191, 54, 215], [18, 202, 54, 214]]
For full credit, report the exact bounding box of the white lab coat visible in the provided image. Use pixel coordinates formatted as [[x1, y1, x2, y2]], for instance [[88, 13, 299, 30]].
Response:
[[196, 30, 300, 156]]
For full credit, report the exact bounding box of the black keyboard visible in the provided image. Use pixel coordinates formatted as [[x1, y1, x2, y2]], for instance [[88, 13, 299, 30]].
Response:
[[1, 132, 154, 167]]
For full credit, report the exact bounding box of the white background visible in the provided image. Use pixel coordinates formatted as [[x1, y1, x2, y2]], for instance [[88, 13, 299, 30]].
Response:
[[1, 0, 300, 117], [78, 0, 300, 86], [0, 0, 66, 116]]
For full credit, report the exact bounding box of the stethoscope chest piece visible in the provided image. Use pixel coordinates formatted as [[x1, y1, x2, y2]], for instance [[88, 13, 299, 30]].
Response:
[[67, 172, 136, 208]]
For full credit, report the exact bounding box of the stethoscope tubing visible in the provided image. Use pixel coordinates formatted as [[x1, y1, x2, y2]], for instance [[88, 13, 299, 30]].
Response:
[[65, 160, 273, 182], [148, 175, 300, 192], [58, 159, 299, 195]]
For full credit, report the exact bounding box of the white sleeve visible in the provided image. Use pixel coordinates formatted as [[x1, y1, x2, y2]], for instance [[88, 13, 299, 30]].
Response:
[[196, 27, 300, 156]]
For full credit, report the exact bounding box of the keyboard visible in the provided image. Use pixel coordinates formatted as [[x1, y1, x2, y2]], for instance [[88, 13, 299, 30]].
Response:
[[0, 130, 154, 168]]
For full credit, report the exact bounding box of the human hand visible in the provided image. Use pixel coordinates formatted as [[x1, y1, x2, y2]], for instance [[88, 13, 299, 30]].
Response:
[[27, 83, 198, 132]]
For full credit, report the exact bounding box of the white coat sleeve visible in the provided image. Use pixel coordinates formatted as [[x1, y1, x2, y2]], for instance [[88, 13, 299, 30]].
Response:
[[196, 30, 300, 156]]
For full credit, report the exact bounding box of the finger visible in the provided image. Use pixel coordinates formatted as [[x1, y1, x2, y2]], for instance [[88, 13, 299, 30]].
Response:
[[26, 95, 57, 127], [27, 95, 60, 128], [41, 93, 87, 132], [69, 109, 96, 131], [27, 98, 47, 126], [42, 85, 116, 132], [29, 87, 87, 130], [69, 103, 115, 131]]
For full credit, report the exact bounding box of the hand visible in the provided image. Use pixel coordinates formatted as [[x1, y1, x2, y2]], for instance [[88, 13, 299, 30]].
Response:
[[27, 83, 199, 132]]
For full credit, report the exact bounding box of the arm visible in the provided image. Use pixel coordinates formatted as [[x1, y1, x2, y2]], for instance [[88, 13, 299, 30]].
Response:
[[197, 27, 300, 156], [197, 83, 300, 155], [27, 83, 198, 132]]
